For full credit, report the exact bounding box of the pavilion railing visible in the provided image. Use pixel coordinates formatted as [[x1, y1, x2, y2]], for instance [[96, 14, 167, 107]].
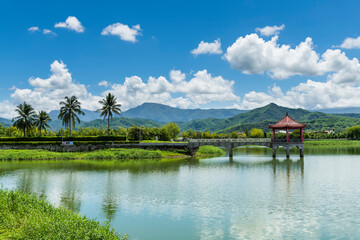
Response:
[[188, 138, 272, 143], [273, 138, 302, 143]]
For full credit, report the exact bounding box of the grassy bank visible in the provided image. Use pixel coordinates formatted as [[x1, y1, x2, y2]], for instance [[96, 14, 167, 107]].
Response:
[[0, 146, 224, 161], [0, 189, 127, 239], [196, 145, 226, 156], [0, 148, 162, 161], [305, 139, 360, 147]]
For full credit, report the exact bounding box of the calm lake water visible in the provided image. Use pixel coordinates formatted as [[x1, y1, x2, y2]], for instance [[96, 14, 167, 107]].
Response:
[[1, 146, 360, 239]]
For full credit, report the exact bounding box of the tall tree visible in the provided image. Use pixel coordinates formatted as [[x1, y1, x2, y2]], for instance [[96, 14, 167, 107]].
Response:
[[34, 111, 52, 137], [12, 102, 36, 137], [58, 96, 85, 137], [97, 93, 122, 136]]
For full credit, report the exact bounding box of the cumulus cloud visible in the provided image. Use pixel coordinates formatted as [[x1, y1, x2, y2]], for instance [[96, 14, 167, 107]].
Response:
[[10, 60, 101, 114], [55, 16, 85, 33], [42, 29, 57, 36], [224, 33, 360, 80], [240, 77, 360, 110], [340, 36, 360, 49], [0, 61, 239, 118], [98, 80, 109, 87], [255, 24, 285, 36], [101, 23, 142, 42], [191, 39, 223, 56], [107, 69, 239, 110], [28, 26, 39, 32]]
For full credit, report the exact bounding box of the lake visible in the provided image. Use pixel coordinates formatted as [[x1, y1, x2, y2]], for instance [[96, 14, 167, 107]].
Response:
[[1, 146, 360, 239]]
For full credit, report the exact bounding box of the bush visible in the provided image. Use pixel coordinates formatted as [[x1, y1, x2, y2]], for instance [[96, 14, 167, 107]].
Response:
[[347, 125, 360, 139], [249, 128, 264, 138], [0, 136, 127, 142], [0, 189, 127, 239]]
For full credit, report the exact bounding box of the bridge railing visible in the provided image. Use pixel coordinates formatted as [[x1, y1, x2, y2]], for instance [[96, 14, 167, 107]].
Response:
[[188, 138, 272, 143]]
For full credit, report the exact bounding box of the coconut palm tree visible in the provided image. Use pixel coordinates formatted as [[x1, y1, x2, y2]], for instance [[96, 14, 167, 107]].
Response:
[[97, 93, 121, 136], [58, 96, 84, 137], [34, 111, 52, 137], [12, 102, 36, 137]]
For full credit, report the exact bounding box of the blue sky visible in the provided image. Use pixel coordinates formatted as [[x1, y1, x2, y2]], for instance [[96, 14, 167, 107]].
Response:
[[1, 0, 360, 118]]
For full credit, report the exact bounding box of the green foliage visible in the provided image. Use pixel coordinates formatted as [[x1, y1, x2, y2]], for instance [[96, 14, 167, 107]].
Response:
[[249, 128, 264, 138], [98, 93, 122, 136], [0, 136, 127, 142], [58, 96, 85, 136], [347, 125, 360, 139], [163, 122, 180, 139], [0, 189, 127, 239], [196, 146, 225, 156], [12, 101, 36, 137], [230, 132, 238, 138], [34, 111, 52, 137], [0, 148, 162, 160]]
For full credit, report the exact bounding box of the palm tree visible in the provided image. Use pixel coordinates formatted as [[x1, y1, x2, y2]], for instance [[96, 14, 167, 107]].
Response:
[[58, 96, 85, 137], [34, 111, 52, 137], [12, 102, 36, 137], [97, 93, 121, 136]]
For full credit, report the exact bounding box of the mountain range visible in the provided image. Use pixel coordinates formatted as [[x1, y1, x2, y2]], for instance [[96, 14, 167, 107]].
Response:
[[2, 102, 360, 133]]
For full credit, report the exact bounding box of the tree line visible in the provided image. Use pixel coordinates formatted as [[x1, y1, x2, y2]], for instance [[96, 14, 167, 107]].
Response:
[[10, 93, 121, 138]]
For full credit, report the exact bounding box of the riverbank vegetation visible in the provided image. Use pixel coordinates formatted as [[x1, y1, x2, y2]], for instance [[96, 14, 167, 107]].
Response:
[[0, 146, 225, 161], [304, 139, 360, 147], [0, 189, 127, 239]]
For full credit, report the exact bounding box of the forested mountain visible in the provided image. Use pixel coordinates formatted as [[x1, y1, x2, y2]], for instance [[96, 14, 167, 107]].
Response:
[[2, 103, 360, 133], [0, 117, 11, 127], [121, 103, 244, 122], [81, 117, 162, 129]]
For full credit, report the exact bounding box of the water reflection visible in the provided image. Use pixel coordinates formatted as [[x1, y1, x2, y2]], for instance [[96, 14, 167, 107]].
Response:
[[102, 171, 119, 222], [60, 171, 81, 212], [1, 146, 360, 239]]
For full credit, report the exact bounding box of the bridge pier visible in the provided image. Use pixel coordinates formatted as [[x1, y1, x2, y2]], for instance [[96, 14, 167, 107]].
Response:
[[286, 148, 290, 159], [229, 146, 233, 158], [272, 148, 276, 158]]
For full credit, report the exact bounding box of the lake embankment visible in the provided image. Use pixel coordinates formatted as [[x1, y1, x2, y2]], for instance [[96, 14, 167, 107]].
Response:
[[0, 188, 127, 239], [0, 146, 225, 161]]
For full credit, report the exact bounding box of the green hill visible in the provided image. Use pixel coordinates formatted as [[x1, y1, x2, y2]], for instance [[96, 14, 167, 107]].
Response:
[[0, 117, 11, 127], [81, 117, 162, 129], [122, 102, 244, 122], [179, 103, 360, 133]]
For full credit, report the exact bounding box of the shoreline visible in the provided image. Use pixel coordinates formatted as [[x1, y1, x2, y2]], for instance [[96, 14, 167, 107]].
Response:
[[0, 146, 225, 161]]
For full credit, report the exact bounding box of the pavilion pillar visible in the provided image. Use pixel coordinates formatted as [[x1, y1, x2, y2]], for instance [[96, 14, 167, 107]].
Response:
[[286, 128, 289, 143], [286, 148, 290, 159], [272, 128, 275, 142], [300, 128, 303, 142]]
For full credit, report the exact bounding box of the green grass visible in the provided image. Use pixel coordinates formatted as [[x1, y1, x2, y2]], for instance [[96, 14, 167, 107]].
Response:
[[0, 189, 127, 239], [0, 148, 162, 161], [196, 146, 226, 156], [305, 139, 360, 147]]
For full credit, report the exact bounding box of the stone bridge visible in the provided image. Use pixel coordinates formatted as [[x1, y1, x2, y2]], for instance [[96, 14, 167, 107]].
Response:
[[0, 138, 304, 158], [187, 138, 304, 158]]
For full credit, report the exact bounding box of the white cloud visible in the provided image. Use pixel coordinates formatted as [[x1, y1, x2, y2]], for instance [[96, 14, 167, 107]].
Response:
[[28, 26, 39, 32], [191, 39, 223, 56], [0, 101, 16, 119], [107, 69, 239, 110], [0, 61, 239, 118], [240, 78, 360, 110], [98, 80, 109, 87], [10, 60, 101, 114], [340, 36, 360, 49], [42, 29, 57, 36], [224, 33, 360, 80], [55, 16, 85, 33], [255, 24, 285, 36], [101, 23, 142, 42]]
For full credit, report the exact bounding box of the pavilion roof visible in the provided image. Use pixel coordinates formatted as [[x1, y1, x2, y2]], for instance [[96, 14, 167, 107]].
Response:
[[269, 112, 306, 129]]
